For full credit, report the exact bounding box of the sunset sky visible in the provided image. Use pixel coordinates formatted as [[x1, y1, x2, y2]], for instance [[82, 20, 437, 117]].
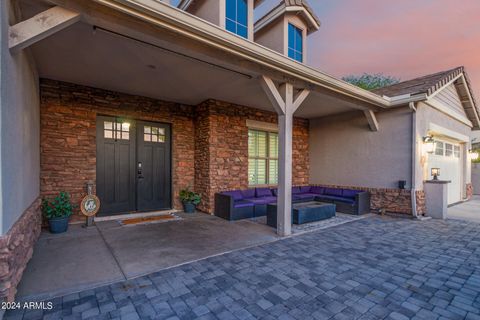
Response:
[[175, 0, 480, 97], [255, 0, 480, 96]]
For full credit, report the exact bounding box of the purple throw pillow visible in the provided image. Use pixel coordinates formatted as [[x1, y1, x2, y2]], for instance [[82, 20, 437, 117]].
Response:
[[222, 190, 243, 201], [256, 188, 273, 198], [241, 189, 256, 199]]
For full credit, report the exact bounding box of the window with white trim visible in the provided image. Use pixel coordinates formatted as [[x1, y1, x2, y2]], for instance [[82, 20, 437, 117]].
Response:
[[454, 145, 460, 158], [248, 129, 278, 186], [435, 141, 444, 156], [288, 23, 303, 62], [445, 143, 453, 157], [226, 0, 248, 38]]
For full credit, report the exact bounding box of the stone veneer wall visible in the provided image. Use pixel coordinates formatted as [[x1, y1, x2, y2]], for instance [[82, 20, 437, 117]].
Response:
[[40, 79, 195, 221], [195, 100, 309, 213], [466, 183, 473, 199], [0, 199, 41, 301], [313, 184, 424, 215]]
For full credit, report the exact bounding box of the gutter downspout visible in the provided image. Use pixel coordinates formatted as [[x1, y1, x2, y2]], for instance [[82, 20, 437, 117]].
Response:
[[409, 102, 418, 218]]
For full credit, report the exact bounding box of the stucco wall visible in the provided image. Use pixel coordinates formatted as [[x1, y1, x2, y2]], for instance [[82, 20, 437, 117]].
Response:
[[0, 2, 40, 234], [414, 102, 472, 190], [472, 163, 480, 195], [188, 0, 221, 26], [309, 108, 413, 189], [255, 17, 284, 55]]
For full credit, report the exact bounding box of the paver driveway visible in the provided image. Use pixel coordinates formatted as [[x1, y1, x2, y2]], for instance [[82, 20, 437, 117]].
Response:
[[6, 216, 480, 320]]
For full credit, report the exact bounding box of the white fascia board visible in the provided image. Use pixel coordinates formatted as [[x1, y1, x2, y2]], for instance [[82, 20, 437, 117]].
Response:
[[91, 0, 391, 108], [386, 93, 428, 106]]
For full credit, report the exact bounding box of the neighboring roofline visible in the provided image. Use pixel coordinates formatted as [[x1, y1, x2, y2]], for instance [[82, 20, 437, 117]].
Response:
[[92, 0, 391, 109], [254, 1, 320, 34]]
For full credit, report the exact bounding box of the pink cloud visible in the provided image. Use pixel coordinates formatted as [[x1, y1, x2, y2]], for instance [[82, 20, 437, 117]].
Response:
[[306, 0, 480, 98]]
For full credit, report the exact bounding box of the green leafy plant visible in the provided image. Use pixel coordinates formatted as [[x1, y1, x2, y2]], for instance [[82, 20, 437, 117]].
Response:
[[179, 188, 201, 206], [42, 192, 74, 219], [342, 73, 400, 91]]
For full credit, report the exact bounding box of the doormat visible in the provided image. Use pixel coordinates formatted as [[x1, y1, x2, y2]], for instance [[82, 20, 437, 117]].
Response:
[[120, 214, 182, 226]]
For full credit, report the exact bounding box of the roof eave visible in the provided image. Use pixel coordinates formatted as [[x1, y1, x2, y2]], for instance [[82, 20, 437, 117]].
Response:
[[91, 0, 389, 108]]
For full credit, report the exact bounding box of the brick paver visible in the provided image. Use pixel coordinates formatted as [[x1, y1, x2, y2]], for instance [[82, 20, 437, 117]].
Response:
[[6, 216, 480, 320]]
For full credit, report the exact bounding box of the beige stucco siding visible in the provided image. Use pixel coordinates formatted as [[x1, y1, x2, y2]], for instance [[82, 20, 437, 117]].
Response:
[[188, 0, 221, 26], [309, 108, 413, 189], [255, 17, 284, 54], [0, 2, 40, 234], [414, 101, 472, 191]]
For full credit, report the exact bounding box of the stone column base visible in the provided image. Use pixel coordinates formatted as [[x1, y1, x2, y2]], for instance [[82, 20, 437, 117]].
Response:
[[0, 198, 41, 301]]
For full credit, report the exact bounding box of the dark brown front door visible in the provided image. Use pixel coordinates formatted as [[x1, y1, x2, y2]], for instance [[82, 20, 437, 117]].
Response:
[[96, 117, 172, 216]]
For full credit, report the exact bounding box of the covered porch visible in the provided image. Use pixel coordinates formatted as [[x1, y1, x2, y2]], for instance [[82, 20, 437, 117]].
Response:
[[15, 0, 385, 236]]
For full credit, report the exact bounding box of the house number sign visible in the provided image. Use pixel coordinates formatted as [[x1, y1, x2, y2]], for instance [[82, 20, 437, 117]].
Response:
[[80, 195, 100, 217], [81, 182, 100, 217]]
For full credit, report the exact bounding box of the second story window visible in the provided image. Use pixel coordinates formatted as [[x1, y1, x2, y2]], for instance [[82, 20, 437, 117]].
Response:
[[288, 23, 303, 62], [226, 0, 248, 38]]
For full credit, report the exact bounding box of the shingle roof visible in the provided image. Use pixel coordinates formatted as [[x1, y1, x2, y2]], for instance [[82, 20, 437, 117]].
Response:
[[255, 0, 320, 33], [282, 0, 320, 28], [373, 66, 480, 129], [372, 67, 464, 97]]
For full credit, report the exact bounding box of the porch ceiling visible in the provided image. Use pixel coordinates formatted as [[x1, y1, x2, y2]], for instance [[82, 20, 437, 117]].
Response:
[[22, 0, 360, 119]]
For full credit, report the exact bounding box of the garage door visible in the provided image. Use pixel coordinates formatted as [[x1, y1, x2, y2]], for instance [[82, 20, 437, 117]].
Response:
[[428, 140, 463, 205]]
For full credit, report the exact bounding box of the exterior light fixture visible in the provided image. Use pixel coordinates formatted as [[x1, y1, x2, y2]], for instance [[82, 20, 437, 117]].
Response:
[[470, 150, 479, 161], [423, 136, 435, 154], [431, 168, 440, 180]]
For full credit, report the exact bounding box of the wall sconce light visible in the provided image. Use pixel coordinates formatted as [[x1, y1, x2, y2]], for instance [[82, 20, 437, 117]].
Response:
[[431, 168, 440, 180], [423, 136, 435, 154], [470, 149, 479, 161]]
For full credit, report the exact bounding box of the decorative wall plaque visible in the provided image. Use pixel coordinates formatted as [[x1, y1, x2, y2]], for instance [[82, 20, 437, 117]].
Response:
[[80, 194, 100, 217]]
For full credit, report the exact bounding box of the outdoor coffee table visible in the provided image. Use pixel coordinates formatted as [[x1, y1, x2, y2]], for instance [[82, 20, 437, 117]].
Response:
[[266, 201, 336, 228]]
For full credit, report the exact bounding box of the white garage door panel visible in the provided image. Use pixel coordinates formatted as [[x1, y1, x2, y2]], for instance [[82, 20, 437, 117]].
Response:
[[428, 141, 463, 205]]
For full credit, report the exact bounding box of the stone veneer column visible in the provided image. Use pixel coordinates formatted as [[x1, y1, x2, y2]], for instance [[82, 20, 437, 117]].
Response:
[[0, 199, 41, 301]]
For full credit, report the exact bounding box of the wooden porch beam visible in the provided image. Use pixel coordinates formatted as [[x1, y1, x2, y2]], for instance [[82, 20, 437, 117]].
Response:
[[293, 89, 310, 113], [9, 6, 81, 53], [259, 75, 286, 115], [364, 110, 379, 132]]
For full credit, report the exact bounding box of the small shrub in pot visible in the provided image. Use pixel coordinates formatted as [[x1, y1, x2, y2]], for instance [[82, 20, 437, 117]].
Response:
[[179, 188, 201, 213], [42, 192, 74, 234]]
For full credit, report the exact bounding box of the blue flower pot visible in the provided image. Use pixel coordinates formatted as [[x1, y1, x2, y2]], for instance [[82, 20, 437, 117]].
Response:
[[48, 216, 69, 234], [182, 202, 196, 214]]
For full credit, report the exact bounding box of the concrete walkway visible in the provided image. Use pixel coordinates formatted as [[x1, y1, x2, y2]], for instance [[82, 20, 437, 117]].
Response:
[[16, 213, 278, 302], [7, 216, 480, 320], [448, 195, 480, 223]]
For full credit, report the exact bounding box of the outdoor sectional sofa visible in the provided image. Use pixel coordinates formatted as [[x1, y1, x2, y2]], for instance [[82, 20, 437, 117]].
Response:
[[214, 186, 370, 221]]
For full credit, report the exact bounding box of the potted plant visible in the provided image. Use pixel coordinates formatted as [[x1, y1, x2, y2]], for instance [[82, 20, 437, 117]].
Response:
[[42, 192, 74, 234], [179, 188, 201, 213]]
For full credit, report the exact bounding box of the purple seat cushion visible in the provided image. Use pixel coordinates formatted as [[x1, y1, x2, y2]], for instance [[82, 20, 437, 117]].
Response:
[[300, 186, 311, 193], [271, 189, 278, 196], [310, 186, 325, 194], [241, 189, 256, 199], [342, 189, 361, 199], [295, 193, 316, 200], [256, 188, 273, 198], [222, 190, 243, 201], [234, 200, 255, 208], [324, 188, 343, 197], [246, 197, 277, 205], [292, 187, 302, 194]]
